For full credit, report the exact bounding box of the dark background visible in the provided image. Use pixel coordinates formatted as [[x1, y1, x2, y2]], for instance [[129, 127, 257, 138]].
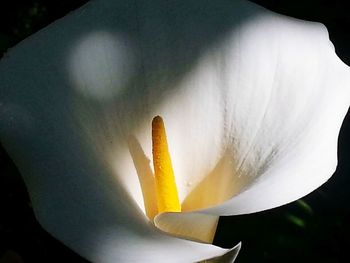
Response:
[[0, 1, 349, 262]]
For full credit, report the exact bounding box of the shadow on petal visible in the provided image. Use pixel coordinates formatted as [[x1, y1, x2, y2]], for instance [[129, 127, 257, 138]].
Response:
[[127, 135, 157, 219]]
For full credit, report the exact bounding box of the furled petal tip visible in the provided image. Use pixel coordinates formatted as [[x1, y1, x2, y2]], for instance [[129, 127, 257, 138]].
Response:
[[0, 0, 349, 262], [205, 242, 241, 263]]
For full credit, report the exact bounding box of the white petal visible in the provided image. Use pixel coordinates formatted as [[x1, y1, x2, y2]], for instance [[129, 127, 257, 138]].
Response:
[[205, 243, 241, 263], [201, 7, 350, 215], [1, 0, 349, 261], [0, 0, 247, 261], [154, 212, 219, 243], [118, 0, 350, 214], [126, 1, 350, 214]]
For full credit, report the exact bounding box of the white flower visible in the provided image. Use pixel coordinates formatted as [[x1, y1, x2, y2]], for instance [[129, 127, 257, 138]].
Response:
[[0, 0, 349, 262]]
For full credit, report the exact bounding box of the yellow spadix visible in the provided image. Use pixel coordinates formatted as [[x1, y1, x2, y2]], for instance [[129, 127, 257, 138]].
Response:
[[152, 116, 181, 213]]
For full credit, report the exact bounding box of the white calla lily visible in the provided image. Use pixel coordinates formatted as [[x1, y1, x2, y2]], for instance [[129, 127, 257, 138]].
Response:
[[0, 0, 349, 262]]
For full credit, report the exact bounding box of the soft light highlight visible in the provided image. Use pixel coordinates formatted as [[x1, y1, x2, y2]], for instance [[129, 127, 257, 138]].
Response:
[[69, 31, 136, 100]]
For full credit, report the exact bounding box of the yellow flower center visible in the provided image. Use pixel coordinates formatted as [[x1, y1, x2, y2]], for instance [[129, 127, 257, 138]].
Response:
[[152, 116, 181, 214]]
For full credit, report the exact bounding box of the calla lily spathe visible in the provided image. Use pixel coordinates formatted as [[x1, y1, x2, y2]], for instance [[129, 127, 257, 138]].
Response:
[[0, 0, 349, 262]]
